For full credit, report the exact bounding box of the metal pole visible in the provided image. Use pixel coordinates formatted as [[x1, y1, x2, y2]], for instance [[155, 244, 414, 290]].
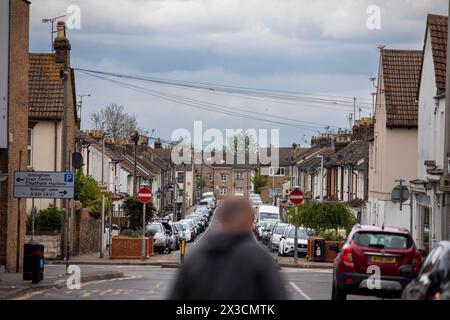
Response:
[[294, 206, 298, 264], [182, 162, 187, 218], [141, 202, 146, 261], [320, 156, 324, 201], [442, 0, 450, 241], [133, 141, 138, 196], [173, 165, 178, 222], [200, 162, 203, 202], [100, 136, 105, 258], [353, 97, 357, 124], [31, 198, 35, 242], [61, 67, 69, 269]]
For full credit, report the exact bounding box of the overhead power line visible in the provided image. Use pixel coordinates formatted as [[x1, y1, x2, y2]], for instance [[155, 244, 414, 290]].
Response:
[[74, 68, 373, 109], [78, 70, 339, 132]]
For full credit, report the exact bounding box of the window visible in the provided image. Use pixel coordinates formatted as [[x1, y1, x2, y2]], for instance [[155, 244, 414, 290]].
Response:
[[235, 187, 243, 194], [220, 187, 227, 195], [269, 188, 283, 198], [235, 171, 244, 180], [269, 167, 285, 176], [220, 174, 227, 182], [27, 128, 33, 168], [207, 174, 213, 181]]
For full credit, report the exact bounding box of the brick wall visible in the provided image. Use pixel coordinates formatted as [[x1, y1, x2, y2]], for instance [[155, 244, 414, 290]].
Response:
[[0, 0, 30, 272], [111, 237, 154, 259]]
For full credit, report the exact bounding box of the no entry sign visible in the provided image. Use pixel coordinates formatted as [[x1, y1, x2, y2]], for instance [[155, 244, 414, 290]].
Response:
[[289, 189, 304, 205], [137, 187, 152, 203]]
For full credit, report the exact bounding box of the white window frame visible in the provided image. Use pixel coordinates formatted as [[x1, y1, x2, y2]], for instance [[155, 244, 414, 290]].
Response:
[[220, 174, 228, 182], [269, 167, 285, 177], [220, 187, 227, 195], [235, 171, 244, 180], [208, 174, 213, 181]]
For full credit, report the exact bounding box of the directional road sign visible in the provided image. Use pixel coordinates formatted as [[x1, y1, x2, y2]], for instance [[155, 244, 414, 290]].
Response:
[[13, 171, 75, 199]]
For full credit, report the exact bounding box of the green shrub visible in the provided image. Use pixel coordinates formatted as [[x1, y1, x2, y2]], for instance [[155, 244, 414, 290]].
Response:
[[323, 230, 344, 241], [37, 205, 62, 232], [75, 169, 108, 219], [122, 197, 156, 231], [120, 229, 143, 238]]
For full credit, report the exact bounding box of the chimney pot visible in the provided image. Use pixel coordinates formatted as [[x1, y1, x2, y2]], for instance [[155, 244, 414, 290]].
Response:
[[56, 21, 66, 39]]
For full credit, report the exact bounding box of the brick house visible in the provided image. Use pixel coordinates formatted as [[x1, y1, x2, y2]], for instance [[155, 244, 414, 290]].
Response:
[[27, 21, 77, 215], [0, 0, 30, 272]]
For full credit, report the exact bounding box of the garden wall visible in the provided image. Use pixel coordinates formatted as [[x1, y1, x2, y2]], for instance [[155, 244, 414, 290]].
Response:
[[25, 234, 60, 259]]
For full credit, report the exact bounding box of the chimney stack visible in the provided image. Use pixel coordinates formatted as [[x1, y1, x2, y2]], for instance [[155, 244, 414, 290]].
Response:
[[54, 21, 71, 66]]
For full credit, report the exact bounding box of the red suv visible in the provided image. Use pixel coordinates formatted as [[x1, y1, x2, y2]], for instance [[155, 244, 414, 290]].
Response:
[[331, 225, 422, 300]]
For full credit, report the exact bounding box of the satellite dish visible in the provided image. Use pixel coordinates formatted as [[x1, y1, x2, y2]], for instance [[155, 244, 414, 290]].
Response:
[[72, 152, 84, 169]]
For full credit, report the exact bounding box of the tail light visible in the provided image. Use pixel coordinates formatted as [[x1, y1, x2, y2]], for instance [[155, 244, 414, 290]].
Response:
[[412, 250, 422, 271], [342, 246, 353, 263]]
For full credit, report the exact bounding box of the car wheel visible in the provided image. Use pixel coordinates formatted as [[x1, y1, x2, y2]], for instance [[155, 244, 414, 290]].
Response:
[[332, 282, 347, 301]]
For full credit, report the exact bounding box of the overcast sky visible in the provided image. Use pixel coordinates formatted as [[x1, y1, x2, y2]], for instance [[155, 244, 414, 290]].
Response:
[[29, 0, 447, 147]]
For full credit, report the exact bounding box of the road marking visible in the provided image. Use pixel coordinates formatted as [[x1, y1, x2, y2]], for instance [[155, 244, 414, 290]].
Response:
[[289, 281, 312, 300]]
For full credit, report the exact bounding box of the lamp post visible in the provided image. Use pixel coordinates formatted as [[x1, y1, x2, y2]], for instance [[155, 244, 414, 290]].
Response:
[[77, 93, 91, 127], [131, 131, 140, 196], [317, 155, 324, 201]]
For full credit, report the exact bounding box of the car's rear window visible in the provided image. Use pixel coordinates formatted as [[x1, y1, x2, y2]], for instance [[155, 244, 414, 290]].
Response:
[[354, 232, 412, 249]]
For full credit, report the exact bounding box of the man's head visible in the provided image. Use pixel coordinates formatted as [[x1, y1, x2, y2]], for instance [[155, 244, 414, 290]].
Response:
[[216, 196, 255, 233]]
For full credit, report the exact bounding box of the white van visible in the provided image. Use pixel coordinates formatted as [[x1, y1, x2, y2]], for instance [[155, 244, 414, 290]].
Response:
[[256, 205, 280, 223]]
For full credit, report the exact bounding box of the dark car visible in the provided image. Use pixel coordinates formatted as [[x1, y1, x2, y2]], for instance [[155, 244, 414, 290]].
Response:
[[331, 225, 422, 300], [402, 241, 450, 300]]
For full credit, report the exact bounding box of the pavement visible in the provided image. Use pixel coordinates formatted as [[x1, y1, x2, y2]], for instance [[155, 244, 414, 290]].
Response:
[[0, 264, 124, 300]]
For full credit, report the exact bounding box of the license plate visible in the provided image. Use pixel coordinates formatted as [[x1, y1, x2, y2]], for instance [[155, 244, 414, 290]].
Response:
[[372, 256, 396, 264]]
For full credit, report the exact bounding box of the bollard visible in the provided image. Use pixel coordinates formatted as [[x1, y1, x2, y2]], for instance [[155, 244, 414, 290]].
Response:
[[180, 239, 186, 262]]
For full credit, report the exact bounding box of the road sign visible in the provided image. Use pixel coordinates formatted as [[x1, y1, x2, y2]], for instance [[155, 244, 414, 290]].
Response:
[[289, 188, 305, 205], [137, 187, 152, 203], [13, 171, 75, 199]]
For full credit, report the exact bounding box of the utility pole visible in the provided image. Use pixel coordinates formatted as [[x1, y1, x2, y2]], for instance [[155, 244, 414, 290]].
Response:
[[131, 131, 139, 196], [100, 134, 105, 258], [443, 0, 450, 241], [60, 67, 69, 270], [353, 97, 357, 124], [173, 164, 177, 222], [77, 93, 91, 127], [182, 161, 187, 218]]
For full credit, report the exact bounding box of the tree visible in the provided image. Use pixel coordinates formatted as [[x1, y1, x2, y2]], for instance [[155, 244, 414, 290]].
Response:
[[294, 201, 356, 236], [122, 197, 156, 231], [90, 103, 145, 139], [251, 173, 268, 194], [226, 130, 257, 156], [75, 169, 107, 219], [37, 205, 62, 232]]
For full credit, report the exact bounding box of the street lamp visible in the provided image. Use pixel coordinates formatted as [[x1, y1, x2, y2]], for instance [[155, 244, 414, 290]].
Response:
[[131, 131, 140, 196], [316, 155, 324, 201]]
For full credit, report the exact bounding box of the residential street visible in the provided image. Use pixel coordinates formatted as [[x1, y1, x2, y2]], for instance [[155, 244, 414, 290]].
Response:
[[14, 211, 380, 301]]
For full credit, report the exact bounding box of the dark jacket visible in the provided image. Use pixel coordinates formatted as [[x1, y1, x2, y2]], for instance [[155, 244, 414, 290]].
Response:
[[168, 231, 287, 300]]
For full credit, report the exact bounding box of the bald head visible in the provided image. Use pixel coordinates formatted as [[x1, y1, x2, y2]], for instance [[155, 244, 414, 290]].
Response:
[[216, 196, 255, 232]]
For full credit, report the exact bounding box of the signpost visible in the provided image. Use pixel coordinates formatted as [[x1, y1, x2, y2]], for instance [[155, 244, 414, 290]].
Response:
[[289, 188, 305, 264], [137, 187, 152, 261], [13, 171, 75, 199]]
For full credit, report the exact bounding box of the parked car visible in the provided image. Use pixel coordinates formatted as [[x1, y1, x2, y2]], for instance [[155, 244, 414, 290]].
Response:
[[261, 221, 277, 245], [278, 226, 308, 256], [147, 222, 171, 254], [331, 225, 423, 300], [180, 220, 196, 242], [174, 222, 191, 242], [186, 214, 205, 233], [202, 192, 216, 208], [256, 221, 273, 240], [181, 218, 200, 237], [160, 220, 180, 251], [269, 223, 289, 251], [402, 241, 450, 300]]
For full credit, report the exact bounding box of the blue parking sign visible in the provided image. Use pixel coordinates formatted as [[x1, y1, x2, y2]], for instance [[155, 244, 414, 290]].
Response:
[[64, 173, 74, 183]]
